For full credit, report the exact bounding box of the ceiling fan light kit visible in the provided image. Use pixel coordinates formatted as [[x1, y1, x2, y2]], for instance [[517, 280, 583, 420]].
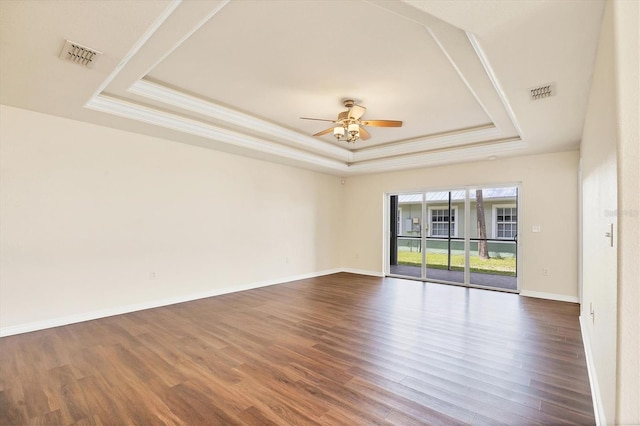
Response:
[[302, 99, 402, 144]]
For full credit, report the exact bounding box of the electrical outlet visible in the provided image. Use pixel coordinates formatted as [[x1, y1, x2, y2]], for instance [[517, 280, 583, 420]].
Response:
[[150, 272, 156, 280], [542, 268, 549, 276]]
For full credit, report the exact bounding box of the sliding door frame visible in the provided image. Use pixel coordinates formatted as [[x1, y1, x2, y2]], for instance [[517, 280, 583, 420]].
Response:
[[384, 183, 521, 293]]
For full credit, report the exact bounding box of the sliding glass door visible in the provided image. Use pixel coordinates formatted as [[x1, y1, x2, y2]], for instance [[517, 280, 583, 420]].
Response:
[[388, 185, 519, 292]]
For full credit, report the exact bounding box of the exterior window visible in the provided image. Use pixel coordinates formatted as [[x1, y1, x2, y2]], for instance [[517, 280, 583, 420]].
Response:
[[495, 206, 517, 239], [429, 207, 456, 237]]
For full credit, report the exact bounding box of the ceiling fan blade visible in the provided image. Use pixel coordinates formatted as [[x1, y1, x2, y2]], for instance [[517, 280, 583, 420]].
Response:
[[358, 126, 371, 140], [300, 117, 338, 123], [313, 127, 335, 137], [361, 120, 403, 127], [349, 104, 366, 119]]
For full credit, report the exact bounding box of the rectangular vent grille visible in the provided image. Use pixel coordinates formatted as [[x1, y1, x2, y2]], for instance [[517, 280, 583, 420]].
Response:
[[59, 40, 101, 67], [529, 83, 555, 101]]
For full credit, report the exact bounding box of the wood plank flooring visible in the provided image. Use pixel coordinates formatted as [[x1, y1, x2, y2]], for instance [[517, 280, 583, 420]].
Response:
[[0, 273, 595, 425]]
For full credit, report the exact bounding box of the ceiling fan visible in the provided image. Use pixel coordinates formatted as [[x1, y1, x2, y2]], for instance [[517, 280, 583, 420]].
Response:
[[301, 99, 402, 143]]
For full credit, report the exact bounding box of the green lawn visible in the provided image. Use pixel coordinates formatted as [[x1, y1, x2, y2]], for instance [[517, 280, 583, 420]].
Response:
[[398, 251, 516, 276]]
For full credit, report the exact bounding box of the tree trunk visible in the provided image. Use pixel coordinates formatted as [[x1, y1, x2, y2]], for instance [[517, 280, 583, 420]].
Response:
[[476, 189, 490, 259]]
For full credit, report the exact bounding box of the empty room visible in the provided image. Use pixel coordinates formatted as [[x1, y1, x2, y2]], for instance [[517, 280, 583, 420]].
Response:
[[0, 0, 637, 425]]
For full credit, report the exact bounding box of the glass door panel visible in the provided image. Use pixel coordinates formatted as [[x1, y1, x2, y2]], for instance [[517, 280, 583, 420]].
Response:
[[390, 193, 423, 278], [425, 190, 464, 284], [468, 187, 518, 290]]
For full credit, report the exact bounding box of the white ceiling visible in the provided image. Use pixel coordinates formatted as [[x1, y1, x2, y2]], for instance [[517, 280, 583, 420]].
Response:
[[0, 0, 604, 176]]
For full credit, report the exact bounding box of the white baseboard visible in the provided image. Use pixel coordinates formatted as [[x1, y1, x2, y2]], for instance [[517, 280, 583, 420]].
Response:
[[0, 268, 342, 337], [579, 315, 607, 426], [341, 268, 385, 278], [1, 270, 580, 337], [520, 290, 579, 303]]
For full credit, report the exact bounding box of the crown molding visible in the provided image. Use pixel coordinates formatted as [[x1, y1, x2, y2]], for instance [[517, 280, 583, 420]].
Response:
[[129, 79, 350, 161], [89, 0, 184, 100], [352, 124, 503, 162], [347, 138, 526, 174], [85, 94, 349, 173], [466, 33, 524, 138], [129, 80, 513, 166]]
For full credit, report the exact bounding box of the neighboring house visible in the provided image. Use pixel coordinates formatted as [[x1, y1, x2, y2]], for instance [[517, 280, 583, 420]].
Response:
[[397, 187, 517, 258]]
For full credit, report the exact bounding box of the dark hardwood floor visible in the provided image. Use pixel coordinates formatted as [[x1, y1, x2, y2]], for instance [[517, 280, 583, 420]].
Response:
[[0, 273, 595, 425]]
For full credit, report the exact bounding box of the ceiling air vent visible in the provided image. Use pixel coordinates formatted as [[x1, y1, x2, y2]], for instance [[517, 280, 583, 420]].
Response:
[[529, 83, 555, 101], [59, 40, 101, 67]]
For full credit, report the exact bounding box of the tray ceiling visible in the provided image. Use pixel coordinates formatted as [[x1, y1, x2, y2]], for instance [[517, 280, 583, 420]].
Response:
[[0, 0, 605, 175]]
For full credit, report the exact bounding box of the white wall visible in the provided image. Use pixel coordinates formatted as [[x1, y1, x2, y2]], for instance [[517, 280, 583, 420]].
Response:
[[579, 2, 619, 423], [612, 0, 639, 423], [580, 1, 640, 424], [0, 105, 343, 335], [341, 151, 580, 300]]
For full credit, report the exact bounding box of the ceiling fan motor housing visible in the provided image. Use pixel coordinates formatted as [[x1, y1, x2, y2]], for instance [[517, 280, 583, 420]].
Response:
[[302, 98, 402, 142]]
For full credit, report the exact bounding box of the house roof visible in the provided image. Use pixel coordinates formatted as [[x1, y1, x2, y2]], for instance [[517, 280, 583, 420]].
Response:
[[399, 187, 517, 203]]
